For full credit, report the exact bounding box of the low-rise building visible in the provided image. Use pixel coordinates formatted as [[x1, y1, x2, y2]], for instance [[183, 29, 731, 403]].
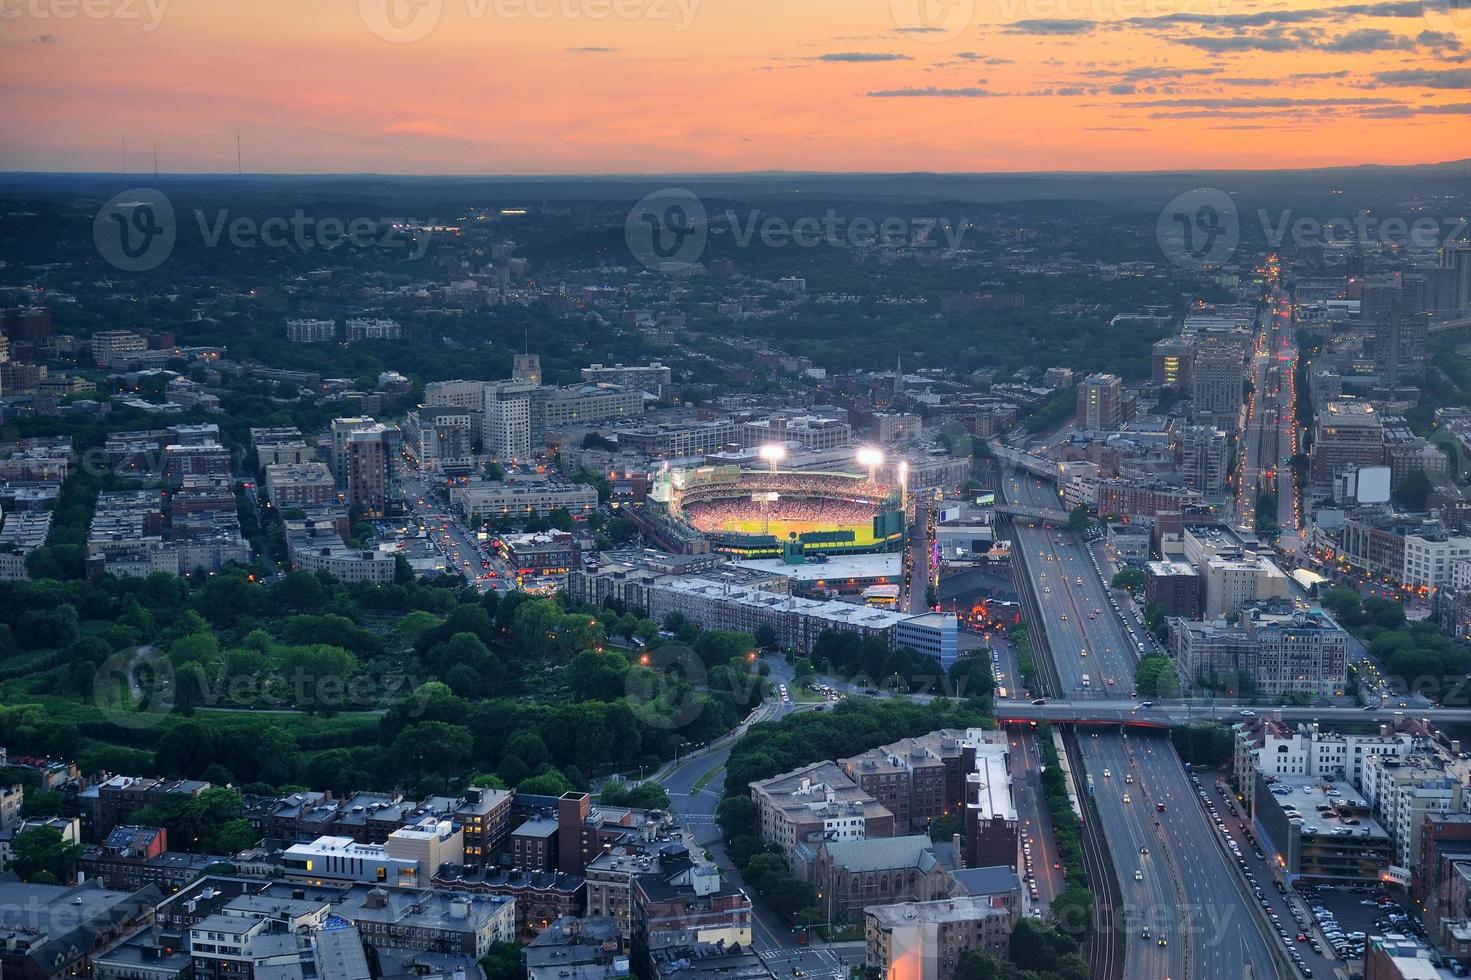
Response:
[[748, 761, 896, 875], [1252, 775, 1392, 882], [864, 897, 1012, 980]]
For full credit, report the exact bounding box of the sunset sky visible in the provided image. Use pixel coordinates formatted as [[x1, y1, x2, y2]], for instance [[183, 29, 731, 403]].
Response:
[[1, 0, 1468, 174]]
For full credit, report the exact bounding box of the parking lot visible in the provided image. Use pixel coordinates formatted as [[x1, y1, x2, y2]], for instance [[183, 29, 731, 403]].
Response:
[[1203, 778, 1336, 978]]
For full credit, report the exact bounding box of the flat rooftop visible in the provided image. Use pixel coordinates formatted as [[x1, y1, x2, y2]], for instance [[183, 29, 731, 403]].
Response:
[[730, 553, 900, 583]]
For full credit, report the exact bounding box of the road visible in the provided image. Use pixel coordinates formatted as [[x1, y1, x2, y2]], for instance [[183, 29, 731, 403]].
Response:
[[1236, 255, 1301, 542], [1002, 470, 1281, 979], [398, 468, 516, 593], [654, 657, 837, 958]]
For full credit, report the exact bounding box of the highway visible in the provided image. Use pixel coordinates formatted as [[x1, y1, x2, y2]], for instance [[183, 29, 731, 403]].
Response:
[[1002, 469, 1281, 978], [997, 697, 1465, 726]]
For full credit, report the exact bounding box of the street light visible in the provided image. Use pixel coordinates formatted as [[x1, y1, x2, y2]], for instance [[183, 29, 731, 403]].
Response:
[[758, 443, 787, 474], [856, 446, 885, 484]]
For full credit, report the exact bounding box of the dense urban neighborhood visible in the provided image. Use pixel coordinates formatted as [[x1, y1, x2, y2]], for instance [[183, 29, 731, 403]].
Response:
[[0, 165, 1467, 980]]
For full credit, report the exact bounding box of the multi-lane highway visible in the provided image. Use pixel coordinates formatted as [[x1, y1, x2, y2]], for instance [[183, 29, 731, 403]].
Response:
[[1002, 469, 1282, 978]]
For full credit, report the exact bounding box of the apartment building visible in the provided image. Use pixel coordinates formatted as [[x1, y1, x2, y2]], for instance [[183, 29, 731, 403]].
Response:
[[1312, 398, 1386, 482], [1233, 717, 1414, 810], [1075, 373, 1121, 431], [748, 761, 896, 875], [264, 462, 337, 509], [864, 897, 1011, 980], [286, 319, 337, 343]]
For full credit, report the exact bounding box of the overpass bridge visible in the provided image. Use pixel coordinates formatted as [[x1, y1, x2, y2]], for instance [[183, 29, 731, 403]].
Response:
[[997, 697, 1464, 728], [1429, 315, 1471, 335], [987, 441, 1061, 481], [995, 502, 1072, 523]]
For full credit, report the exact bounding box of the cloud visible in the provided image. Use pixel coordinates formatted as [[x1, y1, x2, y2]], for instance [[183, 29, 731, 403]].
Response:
[[1372, 68, 1471, 87], [1318, 28, 1413, 52], [32, 33, 59, 44], [1218, 77, 1274, 85], [1109, 83, 1138, 94], [1414, 102, 1471, 112], [815, 52, 914, 62], [1176, 35, 1303, 52], [867, 86, 998, 97], [956, 52, 1014, 64], [1121, 96, 1399, 108], [566, 46, 617, 53], [1117, 66, 1219, 81], [1001, 19, 1097, 35]]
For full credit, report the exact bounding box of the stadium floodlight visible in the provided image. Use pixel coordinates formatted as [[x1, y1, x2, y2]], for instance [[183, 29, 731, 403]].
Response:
[[759, 444, 787, 473], [856, 446, 885, 483]]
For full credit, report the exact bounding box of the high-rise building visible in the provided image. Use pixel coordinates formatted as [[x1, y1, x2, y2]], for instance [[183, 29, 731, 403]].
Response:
[[286, 318, 337, 343], [345, 428, 389, 517], [513, 353, 543, 385], [1075, 373, 1121, 431], [344, 318, 400, 343], [1190, 341, 1244, 429], [1311, 399, 1386, 482], [482, 381, 535, 460], [1447, 244, 1471, 311], [1151, 336, 1194, 391], [1178, 424, 1228, 492], [331, 417, 377, 485]]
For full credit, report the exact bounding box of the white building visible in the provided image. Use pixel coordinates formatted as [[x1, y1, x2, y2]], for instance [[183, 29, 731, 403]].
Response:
[[286, 319, 337, 343]]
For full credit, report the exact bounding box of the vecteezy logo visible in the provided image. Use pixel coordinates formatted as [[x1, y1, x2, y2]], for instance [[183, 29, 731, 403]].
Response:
[[890, 0, 975, 42], [92, 646, 176, 730], [625, 188, 708, 272], [1424, 0, 1471, 34], [1157, 187, 1239, 272], [359, 0, 443, 42], [94, 188, 175, 272], [624, 643, 708, 731]]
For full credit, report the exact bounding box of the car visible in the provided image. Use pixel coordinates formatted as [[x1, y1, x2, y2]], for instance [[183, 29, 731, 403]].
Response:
[[1296, 934, 1307, 942], [1157, 938, 1168, 947], [1103, 769, 1111, 778], [1123, 793, 1131, 803], [1031, 698, 1048, 705], [1141, 930, 1151, 940], [1125, 773, 1134, 784], [1134, 870, 1144, 880], [1156, 803, 1166, 812], [1139, 846, 1148, 855]]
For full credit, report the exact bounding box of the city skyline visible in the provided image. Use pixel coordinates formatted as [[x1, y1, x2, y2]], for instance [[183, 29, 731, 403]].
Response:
[[2, 0, 1469, 174]]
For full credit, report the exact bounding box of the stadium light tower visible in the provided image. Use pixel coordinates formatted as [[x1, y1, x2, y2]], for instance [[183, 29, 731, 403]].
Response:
[[759, 443, 787, 474], [856, 446, 885, 484]]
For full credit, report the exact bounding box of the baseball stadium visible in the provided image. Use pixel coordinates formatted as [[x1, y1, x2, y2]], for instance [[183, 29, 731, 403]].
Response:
[[647, 465, 905, 558]]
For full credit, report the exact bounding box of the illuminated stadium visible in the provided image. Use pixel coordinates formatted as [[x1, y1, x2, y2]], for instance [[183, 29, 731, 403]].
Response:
[[649, 465, 905, 558]]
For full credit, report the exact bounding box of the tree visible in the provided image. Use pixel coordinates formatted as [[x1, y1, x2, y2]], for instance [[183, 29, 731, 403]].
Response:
[[753, 623, 779, 651], [391, 722, 473, 792], [600, 781, 671, 810], [1067, 505, 1090, 534], [479, 942, 522, 980], [11, 826, 82, 883], [518, 770, 574, 795], [1111, 567, 1146, 592], [1393, 470, 1432, 511], [1320, 587, 1364, 628], [1134, 655, 1178, 698]]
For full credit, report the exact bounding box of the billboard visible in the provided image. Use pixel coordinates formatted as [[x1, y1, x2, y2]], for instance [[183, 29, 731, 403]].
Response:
[[1355, 465, 1391, 505]]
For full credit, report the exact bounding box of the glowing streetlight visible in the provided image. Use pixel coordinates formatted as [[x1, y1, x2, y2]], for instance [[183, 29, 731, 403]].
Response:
[[759, 444, 787, 474], [856, 446, 885, 484]]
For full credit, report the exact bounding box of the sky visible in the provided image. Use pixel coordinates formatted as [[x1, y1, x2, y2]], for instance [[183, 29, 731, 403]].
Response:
[[0, 0, 1468, 174]]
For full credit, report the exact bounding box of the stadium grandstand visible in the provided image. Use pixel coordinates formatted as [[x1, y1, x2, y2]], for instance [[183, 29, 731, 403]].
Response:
[[644, 465, 905, 558]]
